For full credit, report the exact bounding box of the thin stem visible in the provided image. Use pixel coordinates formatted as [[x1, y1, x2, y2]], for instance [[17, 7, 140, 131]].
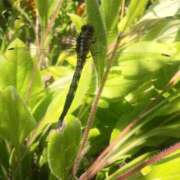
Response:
[[38, 0, 62, 68], [118, 142, 180, 179], [35, 12, 40, 58], [44, 0, 63, 40], [72, 32, 123, 176], [120, 0, 126, 19]]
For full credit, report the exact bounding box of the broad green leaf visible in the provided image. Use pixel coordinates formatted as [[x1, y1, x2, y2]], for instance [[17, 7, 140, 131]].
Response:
[[48, 117, 81, 180], [3, 39, 43, 107], [0, 86, 36, 146], [86, 0, 107, 82], [102, 41, 180, 98]]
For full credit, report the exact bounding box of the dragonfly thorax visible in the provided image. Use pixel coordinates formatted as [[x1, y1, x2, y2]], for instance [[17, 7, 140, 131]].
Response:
[[76, 24, 94, 60]]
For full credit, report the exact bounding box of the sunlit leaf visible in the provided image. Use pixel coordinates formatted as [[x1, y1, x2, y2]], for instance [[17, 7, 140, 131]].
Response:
[[0, 86, 36, 146], [3, 39, 43, 107], [48, 117, 81, 180]]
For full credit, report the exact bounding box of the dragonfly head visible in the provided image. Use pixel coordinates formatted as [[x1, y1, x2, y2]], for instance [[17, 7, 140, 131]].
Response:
[[81, 24, 94, 36]]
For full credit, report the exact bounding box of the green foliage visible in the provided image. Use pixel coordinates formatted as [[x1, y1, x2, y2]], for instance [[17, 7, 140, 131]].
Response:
[[0, 0, 179, 179]]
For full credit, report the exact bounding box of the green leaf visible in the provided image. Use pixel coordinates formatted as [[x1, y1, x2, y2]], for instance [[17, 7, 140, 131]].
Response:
[[48, 117, 81, 180], [0, 86, 36, 146], [100, 0, 122, 33], [86, 0, 107, 82], [3, 39, 43, 107], [101, 41, 180, 98], [119, 42, 179, 78]]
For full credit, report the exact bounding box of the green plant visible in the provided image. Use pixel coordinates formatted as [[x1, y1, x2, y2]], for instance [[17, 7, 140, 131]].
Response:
[[0, 0, 179, 179]]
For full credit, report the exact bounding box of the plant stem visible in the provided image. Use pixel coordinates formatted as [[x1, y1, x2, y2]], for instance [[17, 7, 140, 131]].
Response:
[[120, 0, 126, 19], [44, 0, 63, 40]]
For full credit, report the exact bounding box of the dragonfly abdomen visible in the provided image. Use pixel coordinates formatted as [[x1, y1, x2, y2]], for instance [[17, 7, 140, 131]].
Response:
[[57, 24, 94, 127]]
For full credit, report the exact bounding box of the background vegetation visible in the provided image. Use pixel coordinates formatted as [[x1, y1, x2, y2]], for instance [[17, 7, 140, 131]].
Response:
[[0, 0, 179, 179]]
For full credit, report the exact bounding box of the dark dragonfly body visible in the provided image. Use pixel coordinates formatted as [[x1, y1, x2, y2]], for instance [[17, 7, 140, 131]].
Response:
[[57, 24, 94, 127]]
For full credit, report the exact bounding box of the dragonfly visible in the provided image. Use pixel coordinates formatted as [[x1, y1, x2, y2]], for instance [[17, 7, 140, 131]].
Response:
[[57, 24, 94, 127]]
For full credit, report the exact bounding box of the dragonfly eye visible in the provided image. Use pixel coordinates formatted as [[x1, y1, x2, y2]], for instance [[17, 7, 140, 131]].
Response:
[[81, 24, 94, 34]]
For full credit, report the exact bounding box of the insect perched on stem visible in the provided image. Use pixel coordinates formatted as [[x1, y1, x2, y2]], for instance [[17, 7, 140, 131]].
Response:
[[57, 24, 94, 128]]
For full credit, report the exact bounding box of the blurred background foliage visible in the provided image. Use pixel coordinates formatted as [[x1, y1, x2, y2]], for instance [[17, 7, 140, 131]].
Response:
[[0, 0, 179, 179]]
